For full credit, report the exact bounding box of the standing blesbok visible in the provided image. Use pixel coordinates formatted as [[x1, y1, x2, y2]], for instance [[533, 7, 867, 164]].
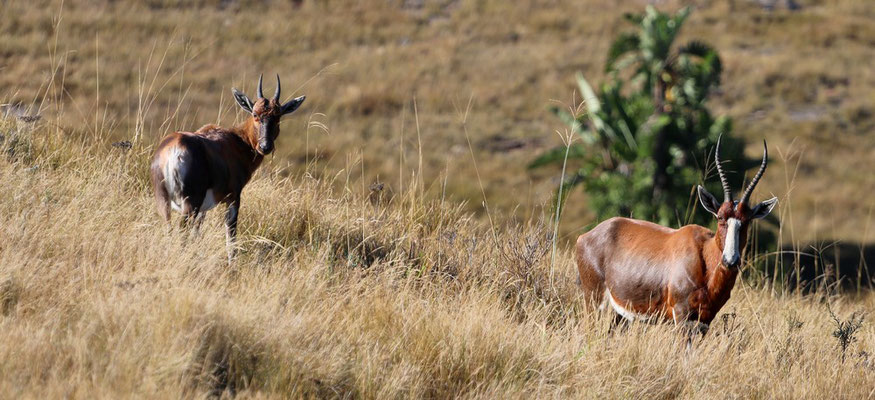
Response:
[[575, 137, 777, 334], [150, 74, 305, 262]]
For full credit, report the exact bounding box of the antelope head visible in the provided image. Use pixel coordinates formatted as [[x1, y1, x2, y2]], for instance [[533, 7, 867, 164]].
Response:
[[232, 74, 306, 155], [697, 137, 778, 269]]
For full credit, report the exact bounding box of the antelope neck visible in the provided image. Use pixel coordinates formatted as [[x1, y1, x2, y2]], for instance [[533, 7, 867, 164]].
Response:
[[235, 118, 262, 152], [704, 234, 739, 300]]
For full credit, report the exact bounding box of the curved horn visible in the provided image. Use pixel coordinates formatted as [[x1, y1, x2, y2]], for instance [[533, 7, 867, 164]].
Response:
[[740, 140, 768, 206], [273, 74, 281, 103], [256, 74, 264, 99], [715, 134, 732, 203]]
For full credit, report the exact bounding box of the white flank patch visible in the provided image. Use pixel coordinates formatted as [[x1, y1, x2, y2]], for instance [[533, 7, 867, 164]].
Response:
[[608, 289, 710, 332], [164, 146, 217, 213], [200, 189, 218, 212], [606, 288, 652, 322], [723, 218, 742, 266], [164, 146, 186, 212]]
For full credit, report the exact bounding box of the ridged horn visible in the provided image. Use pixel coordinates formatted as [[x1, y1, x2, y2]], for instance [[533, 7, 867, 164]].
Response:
[[256, 74, 264, 99], [740, 140, 768, 206], [715, 134, 732, 203], [273, 74, 281, 103]]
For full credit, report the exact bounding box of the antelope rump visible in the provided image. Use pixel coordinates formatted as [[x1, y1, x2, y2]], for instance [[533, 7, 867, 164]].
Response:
[[150, 74, 305, 262], [575, 137, 778, 333]]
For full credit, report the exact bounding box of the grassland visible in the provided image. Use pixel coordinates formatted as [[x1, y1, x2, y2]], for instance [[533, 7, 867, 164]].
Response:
[[2, 115, 875, 398], [3, 0, 873, 243], [1, 0, 874, 397]]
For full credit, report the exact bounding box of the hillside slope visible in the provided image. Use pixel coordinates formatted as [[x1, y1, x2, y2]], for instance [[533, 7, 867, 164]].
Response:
[[1, 0, 873, 245], [1, 117, 874, 397]]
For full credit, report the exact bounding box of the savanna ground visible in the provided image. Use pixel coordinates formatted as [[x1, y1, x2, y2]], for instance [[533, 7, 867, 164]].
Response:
[[1, 0, 874, 398]]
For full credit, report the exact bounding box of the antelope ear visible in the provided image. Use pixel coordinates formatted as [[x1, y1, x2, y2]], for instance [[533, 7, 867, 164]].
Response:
[[232, 88, 253, 113], [697, 185, 721, 217], [281, 95, 306, 115], [751, 197, 778, 219]]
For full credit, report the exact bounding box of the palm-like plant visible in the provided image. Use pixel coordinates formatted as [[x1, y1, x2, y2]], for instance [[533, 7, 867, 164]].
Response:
[[531, 6, 756, 228], [608, 6, 724, 201], [606, 7, 721, 111]]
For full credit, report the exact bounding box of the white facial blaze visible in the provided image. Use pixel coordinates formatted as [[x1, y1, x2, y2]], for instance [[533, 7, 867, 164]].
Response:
[[722, 218, 742, 267]]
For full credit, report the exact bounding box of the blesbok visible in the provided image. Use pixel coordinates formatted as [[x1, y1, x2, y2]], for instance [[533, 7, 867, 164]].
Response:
[[150, 74, 305, 261], [575, 137, 777, 334]]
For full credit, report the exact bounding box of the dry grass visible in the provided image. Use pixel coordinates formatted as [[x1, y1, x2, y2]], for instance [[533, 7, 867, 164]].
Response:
[[1, 113, 874, 398], [2, 0, 875, 397], [2, 0, 873, 243]]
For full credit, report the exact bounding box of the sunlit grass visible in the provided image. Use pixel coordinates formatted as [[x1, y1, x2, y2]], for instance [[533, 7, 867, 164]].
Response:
[[2, 0, 872, 242], [1, 0, 873, 397], [1, 111, 874, 398]]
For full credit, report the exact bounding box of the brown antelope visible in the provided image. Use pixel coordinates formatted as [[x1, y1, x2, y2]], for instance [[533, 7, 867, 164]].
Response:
[[150, 74, 305, 261], [575, 137, 777, 334]]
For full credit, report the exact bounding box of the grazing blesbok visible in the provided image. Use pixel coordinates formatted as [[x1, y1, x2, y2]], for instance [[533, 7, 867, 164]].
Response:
[[575, 137, 777, 334], [150, 74, 305, 262]]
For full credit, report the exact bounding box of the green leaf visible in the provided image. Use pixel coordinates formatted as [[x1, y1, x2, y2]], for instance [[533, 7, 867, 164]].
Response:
[[637, 114, 671, 157], [678, 40, 716, 58], [606, 33, 641, 73], [623, 11, 644, 25], [678, 40, 722, 85], [551, 171, 585, 218], [576, 73, 619, 143], [616, 118, 638, 152], [528, 143, 586, 169], [672, 7, 691, 30], [576, 72, 601, 116]]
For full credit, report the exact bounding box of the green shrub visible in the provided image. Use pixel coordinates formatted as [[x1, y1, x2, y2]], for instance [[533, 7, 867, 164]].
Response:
[[532, 6, 761, 229]]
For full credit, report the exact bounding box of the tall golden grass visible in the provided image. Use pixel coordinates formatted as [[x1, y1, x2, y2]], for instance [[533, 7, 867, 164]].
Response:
[[1, 0, 874, 397], [2, 0, 873, 242], [1, 110, 873, 398]]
